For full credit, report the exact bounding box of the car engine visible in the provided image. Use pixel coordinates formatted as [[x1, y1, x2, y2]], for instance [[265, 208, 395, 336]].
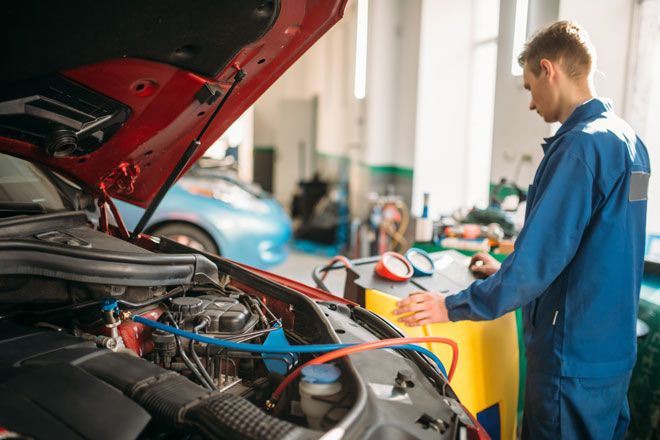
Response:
[[0, 211, 469, 440], [0, 283, 327, 440], [0, 213, 349, 439]]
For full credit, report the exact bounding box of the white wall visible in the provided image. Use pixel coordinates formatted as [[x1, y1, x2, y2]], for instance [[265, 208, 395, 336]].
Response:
[[464, 0, 500, 209], [490, 0, 557, 188], [491, 0, 636, 187], [254, 0, 424, 207], [394, 2, 423, 168], [255, 2, 362, 157], [412, 0, 499, 217], [411, 0, 472, 217], [625, 0, 660, 236], [362, 0, 399, 167], [255, 0, 423, 168], [559, 0, 634, 111], [363, 0, 421, 169], [253, 1, 363, 203], [273, 99, 315, 205]]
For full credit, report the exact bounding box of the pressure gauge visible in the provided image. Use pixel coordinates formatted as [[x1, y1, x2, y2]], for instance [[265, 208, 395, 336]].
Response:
[[405, 248, 436, 276], [374, 252, 414, 282]]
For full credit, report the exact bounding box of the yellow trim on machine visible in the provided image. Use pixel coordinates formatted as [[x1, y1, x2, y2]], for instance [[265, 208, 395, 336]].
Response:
[[366, 288, 519, 440]]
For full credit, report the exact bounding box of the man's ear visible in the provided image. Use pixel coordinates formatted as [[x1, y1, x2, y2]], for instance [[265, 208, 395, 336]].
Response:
[[538, 58, 555, 80]]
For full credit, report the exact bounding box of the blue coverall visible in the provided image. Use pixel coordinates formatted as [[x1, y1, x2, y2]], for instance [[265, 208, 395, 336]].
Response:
[[444, 98, 651, 439]]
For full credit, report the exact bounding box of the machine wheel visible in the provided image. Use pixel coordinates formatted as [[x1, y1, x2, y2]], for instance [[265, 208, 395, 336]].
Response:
[[150, 223, 219, 254]]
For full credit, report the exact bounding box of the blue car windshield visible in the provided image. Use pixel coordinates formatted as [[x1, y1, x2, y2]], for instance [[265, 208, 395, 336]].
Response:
[[188, 166, 266, 199]]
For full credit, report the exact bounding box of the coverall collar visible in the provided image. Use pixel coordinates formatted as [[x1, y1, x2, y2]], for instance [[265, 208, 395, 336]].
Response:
[[541, 98, 613, 152]]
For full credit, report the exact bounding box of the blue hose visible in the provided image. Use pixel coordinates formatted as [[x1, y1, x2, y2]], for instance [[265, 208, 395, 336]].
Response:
[[402, 346, 448, 379], [133, 315, 448, 379]]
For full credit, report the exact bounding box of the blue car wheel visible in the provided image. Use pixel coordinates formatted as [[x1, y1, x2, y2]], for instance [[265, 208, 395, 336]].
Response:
[[149, 222, 219, 255]]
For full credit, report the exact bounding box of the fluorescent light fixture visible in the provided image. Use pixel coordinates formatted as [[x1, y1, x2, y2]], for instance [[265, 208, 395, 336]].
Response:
[[354, 0, 369, 99], [511, 0, 529, 76]]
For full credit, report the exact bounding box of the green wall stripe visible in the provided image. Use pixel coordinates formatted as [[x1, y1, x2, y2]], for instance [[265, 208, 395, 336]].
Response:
[[254, 145, 275, 152], [316, 151, 350, 162], [362, 164, 413, 178], [259, 147, 413, 178]]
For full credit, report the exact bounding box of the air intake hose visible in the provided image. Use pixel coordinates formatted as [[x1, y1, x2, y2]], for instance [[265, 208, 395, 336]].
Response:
[[80, 352, 319, 439], [183, 393, 320, 440], [128, 370, 320, 439]]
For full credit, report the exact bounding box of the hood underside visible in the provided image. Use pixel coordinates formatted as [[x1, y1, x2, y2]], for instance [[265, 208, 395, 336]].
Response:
[[0, 0, 347, 207]]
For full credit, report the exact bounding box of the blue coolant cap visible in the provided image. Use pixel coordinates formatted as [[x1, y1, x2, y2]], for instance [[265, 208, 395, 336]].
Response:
[[101, 298, 118, 312], [301, 364, 341, 384], [262, 325, 298, 375]]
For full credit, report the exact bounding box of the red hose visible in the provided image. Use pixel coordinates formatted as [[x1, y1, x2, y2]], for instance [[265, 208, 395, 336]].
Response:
[[320, 255, 353, 281], [269, 337, 458, 404]]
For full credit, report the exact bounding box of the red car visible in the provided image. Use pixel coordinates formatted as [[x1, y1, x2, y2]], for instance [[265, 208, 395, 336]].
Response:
[[0, 1, 488, 439]]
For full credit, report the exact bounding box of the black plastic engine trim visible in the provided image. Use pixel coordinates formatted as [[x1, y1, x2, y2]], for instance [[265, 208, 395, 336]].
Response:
[[0, 322, 151, 440], [0, 211, 88, 239], [0, 239, 219, 287], [0, 321, 317, 440]]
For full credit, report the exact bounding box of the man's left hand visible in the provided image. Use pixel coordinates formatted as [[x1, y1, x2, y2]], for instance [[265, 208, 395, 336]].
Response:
[[392, 292, 450, 326]]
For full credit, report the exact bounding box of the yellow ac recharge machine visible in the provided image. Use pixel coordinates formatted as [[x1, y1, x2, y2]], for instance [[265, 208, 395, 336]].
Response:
[[328, 250, 518, 440]]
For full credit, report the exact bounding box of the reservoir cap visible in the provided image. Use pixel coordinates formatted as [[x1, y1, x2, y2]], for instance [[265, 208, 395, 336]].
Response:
[[301, 364, 341, 384]]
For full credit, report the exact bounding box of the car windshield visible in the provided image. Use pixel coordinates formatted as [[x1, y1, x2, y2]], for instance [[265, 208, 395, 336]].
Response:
[[0, 153, 67, 211], [188, 165, 266, 198]]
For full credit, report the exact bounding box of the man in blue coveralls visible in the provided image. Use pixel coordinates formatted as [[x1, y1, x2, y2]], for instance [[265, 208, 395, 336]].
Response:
[[393, 21, 651, 439]]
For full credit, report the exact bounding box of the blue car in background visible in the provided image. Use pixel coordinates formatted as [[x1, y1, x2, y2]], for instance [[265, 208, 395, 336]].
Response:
[[115, 165, 292, 269]]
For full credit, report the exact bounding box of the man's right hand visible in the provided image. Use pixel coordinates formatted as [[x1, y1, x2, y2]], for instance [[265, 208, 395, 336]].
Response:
[[469, 252, 501, 278]]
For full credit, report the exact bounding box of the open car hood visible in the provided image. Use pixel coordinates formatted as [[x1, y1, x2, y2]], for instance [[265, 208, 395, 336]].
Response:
[[0, 0, 346, 207]]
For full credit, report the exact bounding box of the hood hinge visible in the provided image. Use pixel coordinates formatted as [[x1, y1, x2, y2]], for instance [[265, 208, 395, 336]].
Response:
[[101, 162, 141, 195], [97, 162, 139, 239]]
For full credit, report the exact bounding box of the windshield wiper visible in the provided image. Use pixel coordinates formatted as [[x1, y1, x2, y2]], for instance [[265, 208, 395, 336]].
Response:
[[0, 201, 47, 217]]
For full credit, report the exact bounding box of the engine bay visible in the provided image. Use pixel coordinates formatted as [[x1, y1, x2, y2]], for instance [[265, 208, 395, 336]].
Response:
[[0, 211, 467, 440], [0, 282, 329, 440]]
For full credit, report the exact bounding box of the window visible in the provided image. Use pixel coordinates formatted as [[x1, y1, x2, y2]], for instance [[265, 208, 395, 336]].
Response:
[[511, 0, 529, 76], [625, 0, 660, 240], [466, 0, 500, 207]]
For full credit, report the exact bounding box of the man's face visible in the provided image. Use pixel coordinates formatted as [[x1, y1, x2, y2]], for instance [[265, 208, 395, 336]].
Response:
[[523, 61, 560, 123]]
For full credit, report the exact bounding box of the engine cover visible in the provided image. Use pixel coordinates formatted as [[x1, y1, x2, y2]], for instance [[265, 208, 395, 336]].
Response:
[[0, 320, 151, 440]]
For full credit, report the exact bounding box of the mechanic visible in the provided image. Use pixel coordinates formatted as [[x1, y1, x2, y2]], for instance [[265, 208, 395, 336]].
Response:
[[393, 21, 651, 439]]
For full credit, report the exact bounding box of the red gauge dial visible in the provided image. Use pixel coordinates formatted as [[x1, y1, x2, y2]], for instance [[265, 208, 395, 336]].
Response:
[[374, 252, 414, 282]]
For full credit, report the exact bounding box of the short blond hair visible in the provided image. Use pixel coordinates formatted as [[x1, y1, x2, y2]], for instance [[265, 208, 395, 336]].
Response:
[[518, 21, 596, 79]]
